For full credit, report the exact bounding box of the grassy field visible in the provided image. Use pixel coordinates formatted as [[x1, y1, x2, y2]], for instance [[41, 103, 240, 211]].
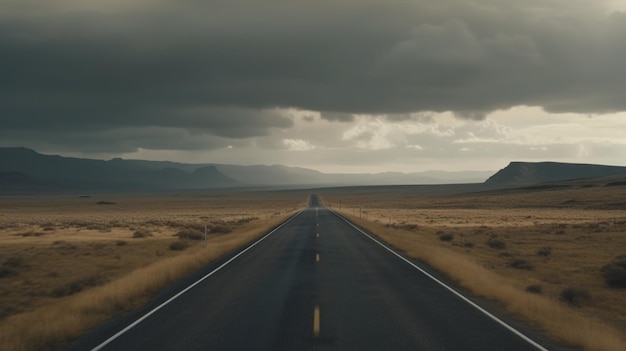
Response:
[[0, 191, 306, 351], [321, 183, 626, 351], [2, 184, 625, 351]]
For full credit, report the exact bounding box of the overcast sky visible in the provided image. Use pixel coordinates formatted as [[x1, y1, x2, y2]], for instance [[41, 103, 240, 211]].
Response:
[[2, 0, 626, 173]]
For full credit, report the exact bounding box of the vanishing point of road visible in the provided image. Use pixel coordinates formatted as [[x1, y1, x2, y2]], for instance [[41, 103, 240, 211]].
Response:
[[69, 195, 565, 351]]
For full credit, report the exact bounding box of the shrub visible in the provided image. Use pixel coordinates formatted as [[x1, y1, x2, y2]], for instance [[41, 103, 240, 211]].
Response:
[[560, 287, 591, 307], [86, 223, 111, 232], [235, 217, 258, 225], [601, 256, 626, 288], [509, 259, 533, 270], [51, 275, 108, 298], [537, 247, 552, 257], [133, 230, 152, 238], [169, 241, 188, 251], [0, 268, 15, 278], [116, 240, 128, 246], [177, 229, 204, 240], [462, 241, 474, 248], [486, 238, 506, 249], [3, 257, 27, 268], [398, 223, 419, 231], [96, 201, 116, 205], [525, 284, 542, 294], [51, 284, 80, 298], [209, 225, 232, 234], [20, 231, 44, 237], [439, 233, 454, 242]]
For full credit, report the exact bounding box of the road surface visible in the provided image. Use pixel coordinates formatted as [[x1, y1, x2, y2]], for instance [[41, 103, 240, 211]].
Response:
[[69, 195, 561, 351]]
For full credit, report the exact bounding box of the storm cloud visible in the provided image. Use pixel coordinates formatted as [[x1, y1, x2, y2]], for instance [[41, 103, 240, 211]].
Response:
[[1, 0, 625, 159]]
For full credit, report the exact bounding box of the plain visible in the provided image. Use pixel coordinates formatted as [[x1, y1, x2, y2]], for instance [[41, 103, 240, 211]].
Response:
[[320, 182, 626, 351], [0, 191, 306, 351]]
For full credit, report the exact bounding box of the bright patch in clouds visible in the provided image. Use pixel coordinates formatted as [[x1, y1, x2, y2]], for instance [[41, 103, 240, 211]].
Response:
[[272, 107, 626, 172], [342, 119, 396, 150], [282, 138, 316, 151]]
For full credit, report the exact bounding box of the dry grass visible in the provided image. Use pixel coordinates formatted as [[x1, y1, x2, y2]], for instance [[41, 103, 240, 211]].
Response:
[[321, 184, 626, 351], [0, 191, 306, 351]]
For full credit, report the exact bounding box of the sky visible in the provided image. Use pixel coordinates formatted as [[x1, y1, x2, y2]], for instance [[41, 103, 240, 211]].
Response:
[[1, 0, 626, 173]]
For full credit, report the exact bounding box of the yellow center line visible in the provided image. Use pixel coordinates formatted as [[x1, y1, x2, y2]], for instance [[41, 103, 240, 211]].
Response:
[[316, 253, 320, 262], [316, 233, 319, 238], [313, 305, 321, 337]]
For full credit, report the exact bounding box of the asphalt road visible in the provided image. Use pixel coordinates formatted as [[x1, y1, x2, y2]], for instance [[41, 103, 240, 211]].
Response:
[[69, 195, 559, 351]]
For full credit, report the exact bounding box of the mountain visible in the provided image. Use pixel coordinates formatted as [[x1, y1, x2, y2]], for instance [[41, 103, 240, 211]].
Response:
[[485, 161, 626, 185], [0, 147, 239, 192], [0, 147, 493, 193]]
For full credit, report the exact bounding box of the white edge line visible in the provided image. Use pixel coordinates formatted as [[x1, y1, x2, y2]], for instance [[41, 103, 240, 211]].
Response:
[[330, 209, 550, 351], [91, 210, 304, 351]]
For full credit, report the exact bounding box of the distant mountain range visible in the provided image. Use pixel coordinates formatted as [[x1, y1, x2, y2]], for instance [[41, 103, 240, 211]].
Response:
[[486, 161, 626, 185], [5, 148, 625, 193], [0, 147, 492, 192]]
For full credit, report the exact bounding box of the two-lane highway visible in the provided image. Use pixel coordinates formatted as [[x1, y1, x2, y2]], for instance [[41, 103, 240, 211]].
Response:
[[69, 195, 555, 351]]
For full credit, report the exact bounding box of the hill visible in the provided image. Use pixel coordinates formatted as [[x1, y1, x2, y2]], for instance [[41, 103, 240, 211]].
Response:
[[485, 161, 626, 185], [0, 147, 239, 192]]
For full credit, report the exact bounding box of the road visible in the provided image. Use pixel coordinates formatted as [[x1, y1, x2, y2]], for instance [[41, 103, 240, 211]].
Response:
[[69, 195, 558, 351]]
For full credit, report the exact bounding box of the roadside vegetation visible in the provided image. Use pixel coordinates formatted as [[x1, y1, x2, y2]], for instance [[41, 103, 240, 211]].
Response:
[[0, 192, 305, 351], [321, 184, 626, 351]]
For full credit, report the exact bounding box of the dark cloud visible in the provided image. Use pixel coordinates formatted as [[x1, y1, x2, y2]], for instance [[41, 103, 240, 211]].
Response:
[[453, 111, 488, 120], [1, 0, 625, 153], [385, 113, 435, 123], [0, 125, 249, 154]]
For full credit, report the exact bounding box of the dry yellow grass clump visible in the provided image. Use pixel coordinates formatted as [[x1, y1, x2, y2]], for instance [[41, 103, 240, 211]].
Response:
[[321, 184, 626, 351], [0, 191, 306, 351]]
